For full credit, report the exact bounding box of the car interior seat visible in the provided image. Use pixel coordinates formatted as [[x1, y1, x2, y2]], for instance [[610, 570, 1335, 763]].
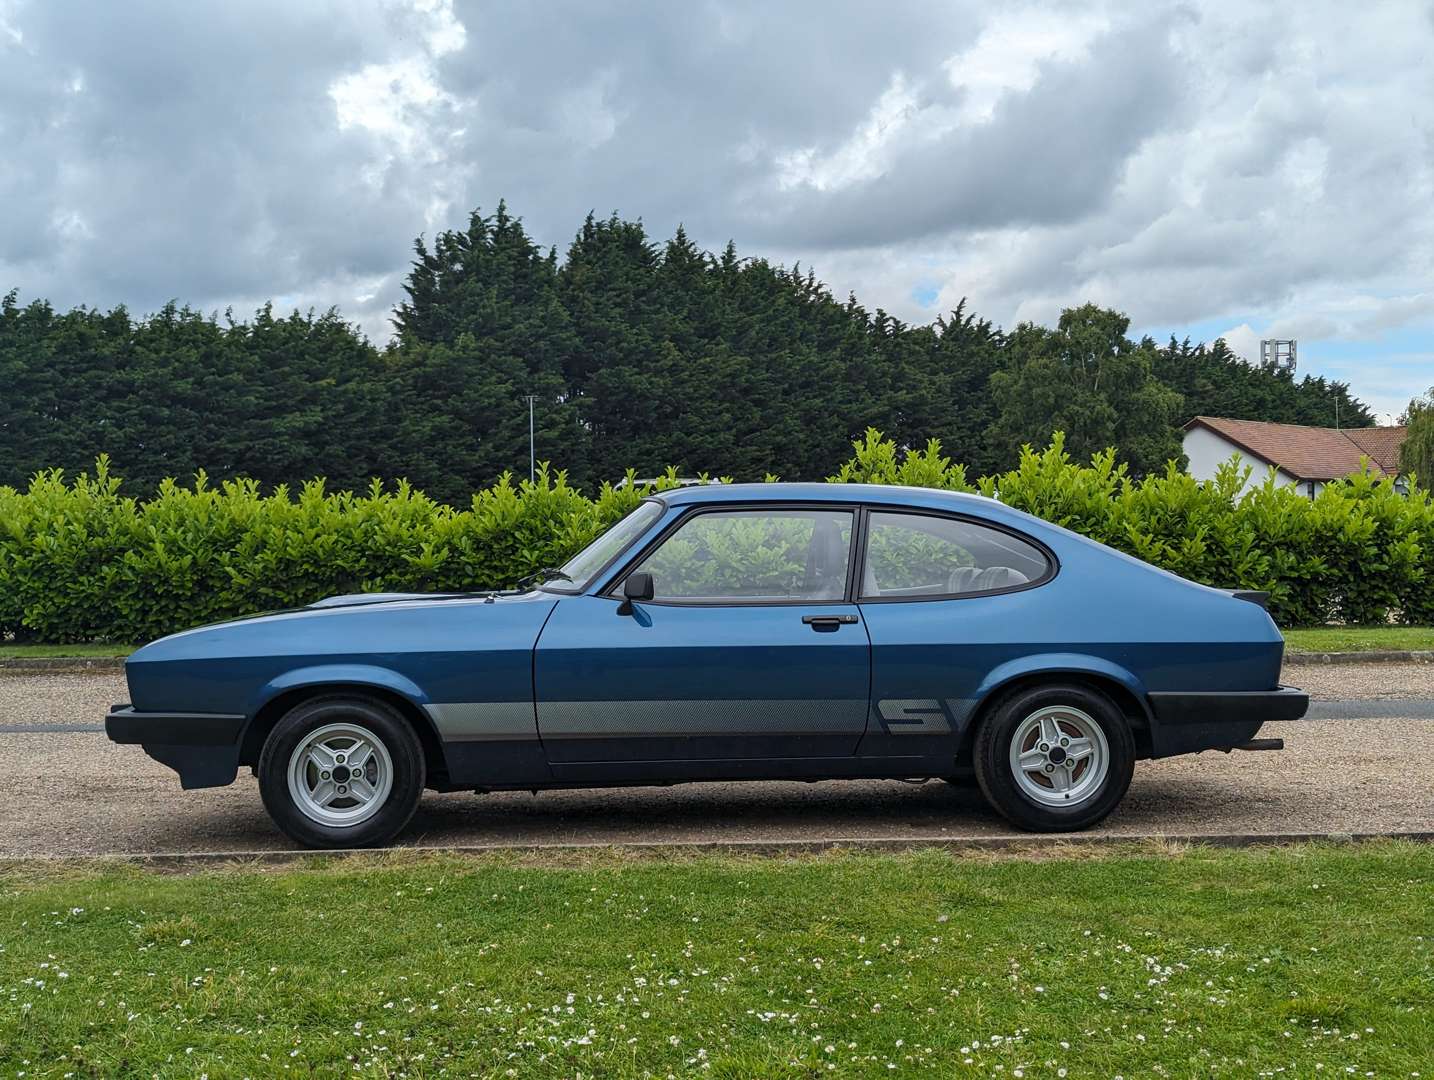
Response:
[[862, 559, 880, 597], [803, 519, 849, 598], [947, 565, 1029, 593]]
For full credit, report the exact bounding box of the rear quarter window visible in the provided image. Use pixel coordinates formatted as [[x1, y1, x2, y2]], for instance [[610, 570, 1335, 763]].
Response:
[[861, 511, 1052, 599]]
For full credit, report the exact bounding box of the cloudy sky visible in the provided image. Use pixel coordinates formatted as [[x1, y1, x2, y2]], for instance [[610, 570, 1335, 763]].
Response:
[[2, 0, 1431, 420]]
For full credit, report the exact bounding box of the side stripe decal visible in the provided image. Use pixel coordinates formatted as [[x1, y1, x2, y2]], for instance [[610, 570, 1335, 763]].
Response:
[[425, 702, 536, 742], [539, 699, 866, 738], [426, 698, 867, 740], [427, 698, 972, 741]]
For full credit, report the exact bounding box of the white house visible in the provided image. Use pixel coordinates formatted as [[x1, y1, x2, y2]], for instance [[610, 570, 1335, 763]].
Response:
[[1182, 416, 1407, 497]]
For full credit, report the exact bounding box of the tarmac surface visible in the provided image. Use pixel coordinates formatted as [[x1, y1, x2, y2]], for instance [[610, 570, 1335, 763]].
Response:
[[1, 664, 1431, 856]]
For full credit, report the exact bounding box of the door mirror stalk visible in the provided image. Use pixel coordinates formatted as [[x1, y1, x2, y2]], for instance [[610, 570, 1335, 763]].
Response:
[[617, 572, 655, 615]]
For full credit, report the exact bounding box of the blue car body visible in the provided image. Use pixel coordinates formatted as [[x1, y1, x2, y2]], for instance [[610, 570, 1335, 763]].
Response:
[[106, 483, 1308, 794]]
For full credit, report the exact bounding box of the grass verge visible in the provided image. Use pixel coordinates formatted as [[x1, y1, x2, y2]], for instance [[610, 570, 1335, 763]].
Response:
[[1282, 626, 1434, 653], [1, 842, 1430, 1077], [0, 643, 134, 660]]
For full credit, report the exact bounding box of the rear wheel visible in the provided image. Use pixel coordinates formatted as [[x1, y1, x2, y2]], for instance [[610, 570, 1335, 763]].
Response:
[[973, 683, 1134, 832], [259, 695, 425, 849]]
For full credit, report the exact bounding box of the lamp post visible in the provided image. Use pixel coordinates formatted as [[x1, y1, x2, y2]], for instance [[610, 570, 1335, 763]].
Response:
[[524, 395, 537, 483]]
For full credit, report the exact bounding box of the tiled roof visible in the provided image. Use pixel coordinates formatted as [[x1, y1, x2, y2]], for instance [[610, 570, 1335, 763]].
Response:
[[1341, 426, 1408, 473], [1184, 416, 1408, 481]]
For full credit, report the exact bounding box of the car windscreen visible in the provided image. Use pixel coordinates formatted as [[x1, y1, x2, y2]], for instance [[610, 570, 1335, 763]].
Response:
[[550, 500, 664, 591]]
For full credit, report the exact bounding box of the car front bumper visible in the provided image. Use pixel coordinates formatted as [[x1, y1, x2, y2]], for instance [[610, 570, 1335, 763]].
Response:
[[1146, 686, 1310, 758], [105, 704, 247, 788]]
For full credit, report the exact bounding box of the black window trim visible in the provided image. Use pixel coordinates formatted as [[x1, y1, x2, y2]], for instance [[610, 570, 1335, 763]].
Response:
[[596, 498, 1058, 608], [597, 501, 863, 608], [853, 504, 1059, 603]]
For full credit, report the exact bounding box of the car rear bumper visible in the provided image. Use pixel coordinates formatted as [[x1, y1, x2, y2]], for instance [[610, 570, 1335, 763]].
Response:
[[105, 704, 246, 789], [1146, 686, 1310, 758]]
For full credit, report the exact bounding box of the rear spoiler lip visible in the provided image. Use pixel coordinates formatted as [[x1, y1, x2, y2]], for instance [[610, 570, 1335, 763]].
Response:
[[1221, 588, 1271, 610]]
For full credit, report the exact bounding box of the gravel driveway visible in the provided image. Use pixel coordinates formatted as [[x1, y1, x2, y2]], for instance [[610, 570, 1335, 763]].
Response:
[[1, 665, 1431, 856]]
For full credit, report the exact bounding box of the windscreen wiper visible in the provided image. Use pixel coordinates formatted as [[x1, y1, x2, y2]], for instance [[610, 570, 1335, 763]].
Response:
[[329, 568, 573, 608], [515, 566, 575, 589]]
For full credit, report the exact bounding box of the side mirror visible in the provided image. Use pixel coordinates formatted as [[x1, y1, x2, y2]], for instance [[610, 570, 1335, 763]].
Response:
[[617, 571, 654, 615]]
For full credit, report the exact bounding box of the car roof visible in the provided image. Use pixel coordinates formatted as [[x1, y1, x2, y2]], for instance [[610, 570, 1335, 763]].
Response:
[[652, 482, 998, 511]]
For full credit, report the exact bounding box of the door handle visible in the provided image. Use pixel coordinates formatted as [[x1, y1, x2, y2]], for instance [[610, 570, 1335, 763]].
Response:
[[802, 614, 859, 629]]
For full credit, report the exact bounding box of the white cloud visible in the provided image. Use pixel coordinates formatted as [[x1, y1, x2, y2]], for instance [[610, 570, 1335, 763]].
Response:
[[782, 0, 1434, 413], [50, 208, 91, 243], [553, 69, 622, 151], [409, 0, 466, 57], [776, 73, 928, 192], [943, 6, 1109, 124], [330, 57, 457, 155], [1354, 293, 1434, 336], [1, 0, 1432, 415], [0, 0, 22, 47], [1216, 323, 1260, 363], [328, 1, 467, 158]]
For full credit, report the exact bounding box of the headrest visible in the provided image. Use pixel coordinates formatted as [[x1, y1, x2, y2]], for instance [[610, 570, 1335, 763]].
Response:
[[947, 565, 1029, 594]]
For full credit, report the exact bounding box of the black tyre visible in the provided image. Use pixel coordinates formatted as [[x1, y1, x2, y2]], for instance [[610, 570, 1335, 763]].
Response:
[[972, 682, 1135, 832], [258, 694, 425, 849]]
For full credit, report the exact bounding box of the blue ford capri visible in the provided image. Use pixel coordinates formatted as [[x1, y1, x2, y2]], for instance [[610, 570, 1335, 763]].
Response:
[[105, 483, 1309, 848]]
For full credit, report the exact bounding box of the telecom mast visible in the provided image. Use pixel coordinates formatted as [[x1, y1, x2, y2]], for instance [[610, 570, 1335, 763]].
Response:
[[1260, 339, 1297, 373]]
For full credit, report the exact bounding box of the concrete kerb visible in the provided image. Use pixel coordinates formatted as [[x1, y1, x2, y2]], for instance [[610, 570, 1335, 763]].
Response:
[[2, 830, 1431, 871]]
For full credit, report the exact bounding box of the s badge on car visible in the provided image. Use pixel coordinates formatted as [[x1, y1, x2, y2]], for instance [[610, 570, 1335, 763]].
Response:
[[877, 699, 964, 735]]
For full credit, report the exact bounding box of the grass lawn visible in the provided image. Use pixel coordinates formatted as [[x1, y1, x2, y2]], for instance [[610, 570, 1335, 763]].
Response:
[[1, 843, 1429, 1077], [1282, 626, 1434, 653], [0, 643, 134, 660]]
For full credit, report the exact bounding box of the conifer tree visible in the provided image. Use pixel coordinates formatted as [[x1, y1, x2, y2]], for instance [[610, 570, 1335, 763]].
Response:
[[0, 201, 1381, 497]]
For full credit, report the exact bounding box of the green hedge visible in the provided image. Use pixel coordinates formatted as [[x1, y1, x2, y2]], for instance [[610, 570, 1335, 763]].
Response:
[[1, 432, 1429, 642]]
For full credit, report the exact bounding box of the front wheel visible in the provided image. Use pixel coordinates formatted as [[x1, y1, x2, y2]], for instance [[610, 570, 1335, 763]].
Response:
[[973, 683, 1135, 832], [258, 695, 425, 849]]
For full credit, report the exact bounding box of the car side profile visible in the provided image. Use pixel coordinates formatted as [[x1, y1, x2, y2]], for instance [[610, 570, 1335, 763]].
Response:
[[105, 483, 1310, 848]]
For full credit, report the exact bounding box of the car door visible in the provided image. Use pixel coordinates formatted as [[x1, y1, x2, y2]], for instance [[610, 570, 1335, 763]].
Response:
[[533, 504, 871, 774]]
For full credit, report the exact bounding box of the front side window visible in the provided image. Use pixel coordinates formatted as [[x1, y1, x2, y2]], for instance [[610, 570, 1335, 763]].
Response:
[[628, 508, 854, 602], [861, 512, 1050, 598]]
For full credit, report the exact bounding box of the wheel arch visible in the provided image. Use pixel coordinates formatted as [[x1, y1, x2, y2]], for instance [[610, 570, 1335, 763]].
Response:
[[240, 678, 450, 786], [957, 657, 1155, 763]]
